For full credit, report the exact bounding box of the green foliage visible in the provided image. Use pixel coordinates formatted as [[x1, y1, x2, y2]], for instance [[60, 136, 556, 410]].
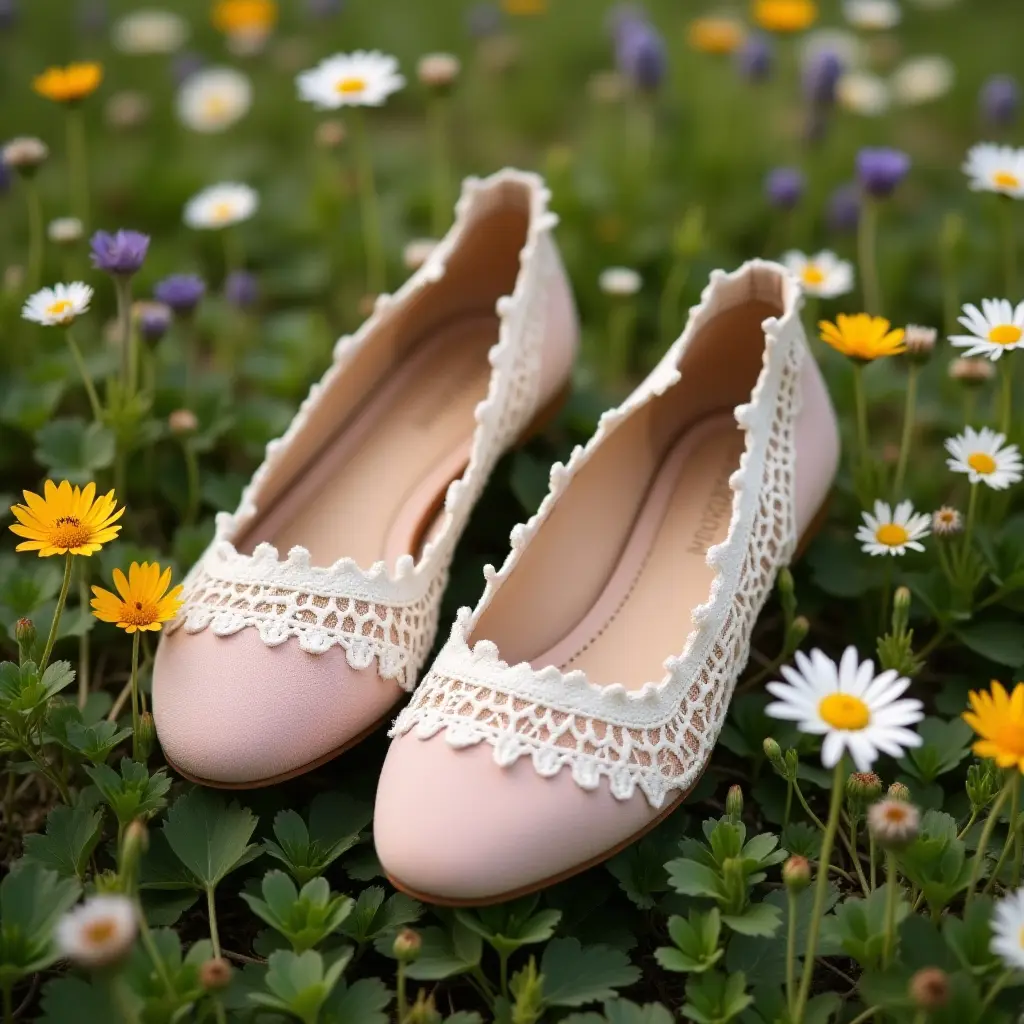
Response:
[[21, 801, 104, 880], [242, 871, 353, 953], [84, 758, 171, 828], [655, 907, 723, 973], [896, 811, 974, 915], [249, 948, 352, 1024], [680, 971, 753, 1024]]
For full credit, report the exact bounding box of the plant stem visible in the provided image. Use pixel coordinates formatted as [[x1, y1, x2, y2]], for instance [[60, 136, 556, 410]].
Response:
[[785, 889, 798, 1019], [351, 107, 385, 296], [892, 364, 918, 498], [978, 968, 1014, 1019], [64, 328, 104, 423], [129, 631, 141, 761], [869, 834, 877, 890], [67, 107, 90, 227], [25, 178, 44, 291], [607, 299, 636, 386], [396, 961, 408, 1022], [882, 852, 898, 967], [1002, 198, 1017, 299], [962, 483, 980, 563], [659, 258, 690, 346], [2, 979, 11, 1024], [793, 759, 845, 1024], [499, 950, 510, 1000], [999, 357, 1013, 437], [852, 362, 872, 496], [846, 1006, 882, 1024], [983, 770, 1020, 895], [40, 553, 74, 671], [114, 275, 135, 400], [428, 95, 451, 237], [206, 886, 222, 958], [858, 197, 882, 315], [966, 776, 1012, 905], [77, 563, 90, 708], [136, 903, 176, 998], [221, 228, 243, 279], [784, 779, 793, 829]]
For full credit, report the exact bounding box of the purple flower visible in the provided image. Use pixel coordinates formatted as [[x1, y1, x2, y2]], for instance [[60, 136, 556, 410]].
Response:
[[827, 182, 861, 233], [981, 75, 1020, 127], [765, 167, 805, 210], [138, 303, 172, 344], [0, 0, 18, 30], [803, 49, 842, 107], [466, 2, 501, 37], [736, 34, 772, 83], [305, 0, 342, 16], [224, 270, 258, 309], [89, 230, 150, 276], [856, 147, 910, 199], [154, 274, 206, 315], [171, 52, 206, 87], [616, 18, 667, 93]]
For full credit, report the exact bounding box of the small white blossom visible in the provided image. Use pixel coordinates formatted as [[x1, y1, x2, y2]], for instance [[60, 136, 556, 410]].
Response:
[[22, 282, 93, 327], [183, 183, 258, 230], [297, 51, 405, 109], [176, 67, 253, 134], [56, 895, 137, 968]]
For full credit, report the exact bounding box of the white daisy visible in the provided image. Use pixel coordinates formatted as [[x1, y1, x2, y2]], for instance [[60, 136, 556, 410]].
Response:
[[176, 67, 252, 134], [782, 250, 854, 298], [183, 183, 258, 230], [950, 298, 1024, 360], [844, 0, 902, 30], [599, 267, 642, 297], [296, 51, 405, 109], [962, 143, 1024, 199], [56, 895, 137, 968], [22, 282, 93, 327], [945, 426, 1023, 490], [891, 55, 954, 106], [766, 646, 924, 772], [991, 888, 1024, 971], [47, 217, 84, 245], [112, 9, 188, 54], [837, 71, 891, 116], [856, 500, 931, 557]]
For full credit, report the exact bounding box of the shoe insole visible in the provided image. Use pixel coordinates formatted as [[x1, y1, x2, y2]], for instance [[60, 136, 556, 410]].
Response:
[[534, 415, 743, 689], [241, 316, 496, 569]]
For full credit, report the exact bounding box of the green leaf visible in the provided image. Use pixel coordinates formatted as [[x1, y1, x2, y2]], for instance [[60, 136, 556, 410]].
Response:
[[540, 938, 641, 1007], [339, 886, 421, 945], [899, 716, 973, 784], [820, 885, 910, 968], [322, 977, 392, 1024], [563, 1000, 674, 1024], [162, 788, 261, 890], [249, 948, 349, 1022], [84, 758, 171, 828], [455, 895, 561, 956], [720, 901, 782, 938], [241, 871, 353, 953], [22, 802, 104, 880], [61, 719, 132, 765], [34, 418, 116, 483], [377, 917, 483, 981], [955, 619, 1024, 667], [39, 976, 119, 1024], [655, 908, 723, 974], [681, 970, 752, 1024], [665, 858, 721, 899]]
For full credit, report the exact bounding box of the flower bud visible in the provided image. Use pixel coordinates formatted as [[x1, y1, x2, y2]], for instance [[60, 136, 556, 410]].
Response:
[[783, 855, 811, 891], [2, 136, 49, 176], [119, 818, 149, 890], [406, 991, 442, 1024], [15, 617, 36, 661], [868, 798, 920, 848], [135, 711, 156, 761], [948, 357, 994, 387], [909, 967, 950, 1010], [904, 324, 936, 364], [846, 771, 883, 819], [393, 927, 422, 962], [887, 781, 911, 802], [784, 748, 799, 778], [200, 956, 233, 990], [966, 761, 998, 812], [417, 52, 461, 93], [169, 409, 199, 437], [891, 586, 911, 636], [48, 217, 85, 246], [726, 785, 744, 821], [785, 615, 809, 651], [763, 736, 783, 767]]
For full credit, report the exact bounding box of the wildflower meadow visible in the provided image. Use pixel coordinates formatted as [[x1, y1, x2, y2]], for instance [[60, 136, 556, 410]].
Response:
[[3, 0, 1024, 1021]]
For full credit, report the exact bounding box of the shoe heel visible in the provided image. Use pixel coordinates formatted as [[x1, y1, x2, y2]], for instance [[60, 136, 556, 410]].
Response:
[[515, 380, 571, 447]]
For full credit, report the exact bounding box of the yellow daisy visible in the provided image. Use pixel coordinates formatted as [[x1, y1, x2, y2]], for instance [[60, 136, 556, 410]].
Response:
[[91, 562, 183, 633], [819, 314, 906, 362], [963, 681, 1024, 773], [211, 0, 277, 33], [33, 63, 103, 104], [688, 17, 746, 55], [9, 481, 124, 557], [753, 0, 817, 33], [503, 0, 546, 13]]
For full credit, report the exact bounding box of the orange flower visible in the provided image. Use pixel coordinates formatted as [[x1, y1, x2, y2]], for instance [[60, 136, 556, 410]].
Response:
[[33, 63, 103, 104], [819, 314, 906, 362], [963, 681, 1024, 773], [212, 0, 277, 33], [91, 562, 183, 633], [753, 0, 817, 33], [502, 0, 546, 14], [688, 17, 746, 55]]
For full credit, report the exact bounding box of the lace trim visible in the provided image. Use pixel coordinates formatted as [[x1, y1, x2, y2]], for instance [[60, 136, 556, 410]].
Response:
[[392, 261, 806, 806], [167, 170, 560, 683]]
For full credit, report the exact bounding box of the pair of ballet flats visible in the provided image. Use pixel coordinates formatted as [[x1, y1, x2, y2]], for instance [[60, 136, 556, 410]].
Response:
[[153, 169, 840, 905]]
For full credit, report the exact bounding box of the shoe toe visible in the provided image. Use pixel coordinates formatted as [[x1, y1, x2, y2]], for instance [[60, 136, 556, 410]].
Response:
[[373, 733, 658, 903], [153, 628, 404, 785]]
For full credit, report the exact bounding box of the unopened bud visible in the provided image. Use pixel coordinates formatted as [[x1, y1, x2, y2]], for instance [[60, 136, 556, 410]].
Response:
[[783, 855, 811, 891], [904, 324, 936, 363], [909, 967, 950, 1010], [200, 956, 233, 990], [892, 586, 911, 635], [784, 748, 799, 778], [417, 52, 461, 93], [135, 711, 156, 761], [168, 409, 198, 437], [405, 991, 442, 1024], [763, 736, 783, 767], [887, 781, 911, 802], [846, 771, 883, 818], [314, 118, 346, 149], [15, 618, 36, 661], [393, 927, 422, 962], [2, 136, 49, 175], [786, 615, 809, 650], [726, 785, 744, 821]]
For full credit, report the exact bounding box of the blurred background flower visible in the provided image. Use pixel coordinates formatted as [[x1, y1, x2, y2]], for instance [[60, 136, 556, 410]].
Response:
[[176, 67, 253, 133], [112, 8, 189, 55]]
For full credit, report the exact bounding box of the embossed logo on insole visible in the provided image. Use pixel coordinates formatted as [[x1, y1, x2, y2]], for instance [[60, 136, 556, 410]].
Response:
[[687, 439, 744, 556]]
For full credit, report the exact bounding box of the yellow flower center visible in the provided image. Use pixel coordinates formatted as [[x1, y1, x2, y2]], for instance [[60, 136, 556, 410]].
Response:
[[819, 693, 871, 731], [83, 918, 117, 945], [876, 523, 909, 547], [801, 265, 825, 286], [121, 598, 159, 628], [1019, 925, 1024, 950], [988, 324, 1022, 345], [880, 804, 909, 825], [50, 516, 92, 550], [993, 170, 1021, 190], [967, 452, 997, 475], [212, 201, 235, 222], [46, 299, 74, 319], [993, 721, 1024, 758], [335, 77, 367, 95], [203, 94, 230, 118]]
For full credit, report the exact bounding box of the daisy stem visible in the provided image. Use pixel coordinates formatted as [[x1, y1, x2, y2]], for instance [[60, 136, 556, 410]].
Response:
[[869, 833, 877, 890], [793, 758, 845, 1024], [966, 776, 1012, 905], [881, 851, 898, 967], [785, 888, 798, 1019], [857, 198, 882, 316], [24, 177, 44, 292], [396, 961, 408, 1022], [983, 770, 1020, 895], [129, 630, 141, 761], [892, 364, 918, 499], [428, 94, 452, 237], [64, 328, 103, 423], [40, 553, 74, 672], [77, 563, 90, 709], [962, 482, 980, 561], [221, 228, 243, 280], [852, 362, 872, 495], [182, 438, 200, 526], [351, 107, 386, 297], [998, 357, 1013, 436], [607, 298, 637, 386], [659, 257, 691, 346], [114, 275, 135, 400], [66, 106, 90, 228]]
